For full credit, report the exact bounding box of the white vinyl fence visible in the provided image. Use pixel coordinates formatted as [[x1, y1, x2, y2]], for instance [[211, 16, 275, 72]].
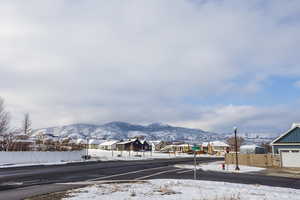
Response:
[[281, 152, 300, 168], [0, 151, 85, 165]]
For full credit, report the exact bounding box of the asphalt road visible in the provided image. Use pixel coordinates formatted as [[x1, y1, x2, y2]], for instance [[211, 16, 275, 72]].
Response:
[[0, 157, 299, 200]]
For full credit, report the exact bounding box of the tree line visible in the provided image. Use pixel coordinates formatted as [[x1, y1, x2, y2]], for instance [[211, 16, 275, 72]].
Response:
[[0, 97, 32, 151]]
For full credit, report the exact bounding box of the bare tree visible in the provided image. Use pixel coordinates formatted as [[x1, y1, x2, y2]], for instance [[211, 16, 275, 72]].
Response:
[[261, 142, 272, 153], [1, 130, 19, 151], [0, 98, 10, 136], [0, 98, 10, 151], [226, 136, 245, 151], [23, 113, 32, 135]]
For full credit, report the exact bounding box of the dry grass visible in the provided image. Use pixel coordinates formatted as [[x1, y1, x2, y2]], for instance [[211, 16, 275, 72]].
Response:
[[25, 190, 74, 200], [152, 185, 180, 195], [193, 193, 241, 200], [26, 182, 245, 200]]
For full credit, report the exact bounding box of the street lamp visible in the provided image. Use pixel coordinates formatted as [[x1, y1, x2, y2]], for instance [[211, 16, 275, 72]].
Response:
[[234, 127, 240, 171], [86, 138, 89, 159]]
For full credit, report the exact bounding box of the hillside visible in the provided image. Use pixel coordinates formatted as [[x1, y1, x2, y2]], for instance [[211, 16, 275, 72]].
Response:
[[31, 122, 220, 142]]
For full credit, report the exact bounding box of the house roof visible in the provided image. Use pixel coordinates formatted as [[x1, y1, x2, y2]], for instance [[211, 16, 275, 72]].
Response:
[[201, 142, 209, 147], [117, 138, 141, 144], [210, 141, 229, 147], [177, 144, 190, 147], [76, 139, 88, 144], [117, 140, 133, 145], [160, 145, 173, 151], [240, 144, 262, 150], [148, 140, 161, 145], [99, 140, 118, 146], [15, 139, 34, 143], [89, 139, 103, 145], [271, 123, 300, 145], [140, 139, 150, 145]]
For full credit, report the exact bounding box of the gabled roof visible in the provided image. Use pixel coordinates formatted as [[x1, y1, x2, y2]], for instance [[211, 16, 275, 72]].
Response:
[[148, 140, 162, 145], [201, 142, 209, 147], [117, 140, 133, 145], [210, 141, 229, 147], [89, 139, 103, 145], [240, 144, 262, 150], [76, 139, 88, 144], [140, 139, 150, 145], [271, 123, 300, 145], [99, 140, 118, 146]]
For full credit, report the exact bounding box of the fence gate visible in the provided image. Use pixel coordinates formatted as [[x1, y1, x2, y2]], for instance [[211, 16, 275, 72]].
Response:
[[281, 152, 300, 168]]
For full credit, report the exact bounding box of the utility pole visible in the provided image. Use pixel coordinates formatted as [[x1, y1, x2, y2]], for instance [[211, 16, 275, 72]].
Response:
[[194, 151, 197, 180], [234, 127, 240, 171], [86, 138, 89, 160], [192, 145, 199, 180]]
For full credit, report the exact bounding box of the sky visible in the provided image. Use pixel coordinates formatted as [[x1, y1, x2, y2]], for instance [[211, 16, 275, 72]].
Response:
[[1, 0, 300, 134]]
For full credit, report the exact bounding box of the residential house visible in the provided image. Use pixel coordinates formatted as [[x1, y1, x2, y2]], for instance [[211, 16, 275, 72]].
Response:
[[140, 140, 152, 151], [76, 138, 88, 146], [201, 142, 209, 154], [160, 143, 191, 153], [148, 141, 167, 151], [208, 141, 229, 155], [88, 139, 103, 149], [116, 138, 143, 151], [240, 144, 266, 154], [271, 123, 300, 154]]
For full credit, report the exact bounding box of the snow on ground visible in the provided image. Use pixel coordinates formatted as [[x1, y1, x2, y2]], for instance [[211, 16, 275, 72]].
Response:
[[175, 161, 265, 173], [0, 151, 84, 166], [0, 160, 94, 168], [0, 150, 221, 168], [63, 179, 300, 200], [88, 149, 220, 161], [0, 162, 69, 168]]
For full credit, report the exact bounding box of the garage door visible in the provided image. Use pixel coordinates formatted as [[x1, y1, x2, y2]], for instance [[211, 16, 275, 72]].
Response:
[[281, 152, 300, 168]]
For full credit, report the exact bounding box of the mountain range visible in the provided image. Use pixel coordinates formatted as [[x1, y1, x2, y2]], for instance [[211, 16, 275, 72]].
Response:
[[31, 121, 222, 142]]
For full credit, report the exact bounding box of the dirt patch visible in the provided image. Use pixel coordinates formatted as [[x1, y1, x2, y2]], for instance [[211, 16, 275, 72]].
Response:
[[24, 189, 81, 200], [260, 167, 300, 179], [25, 181, 147, 200]]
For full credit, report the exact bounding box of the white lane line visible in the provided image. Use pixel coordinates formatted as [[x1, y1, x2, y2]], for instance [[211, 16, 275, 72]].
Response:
[[88, 165, 172, 181], [135, 168, 184, 180], [177, 169, 193, 174]]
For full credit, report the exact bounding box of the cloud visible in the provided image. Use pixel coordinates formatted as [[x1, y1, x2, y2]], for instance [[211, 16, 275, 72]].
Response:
[[0, 1, 300, 132], [173, 104, 300, 133]]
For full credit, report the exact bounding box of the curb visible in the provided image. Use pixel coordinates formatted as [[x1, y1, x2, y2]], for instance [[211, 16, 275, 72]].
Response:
[[58, 180, 149, 185]]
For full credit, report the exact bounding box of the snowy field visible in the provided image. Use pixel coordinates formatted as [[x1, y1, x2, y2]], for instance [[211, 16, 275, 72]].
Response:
[[0, 150, 222, 168], [0, 161, 71, 168], [0, 151, 85, 166], [63, 179, 300, 200], [88, 149, 222, 161], [176, 161, 265, 173]]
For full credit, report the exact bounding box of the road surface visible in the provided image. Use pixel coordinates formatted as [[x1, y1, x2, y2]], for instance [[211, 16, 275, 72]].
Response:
[[0, 157, 299, 200]]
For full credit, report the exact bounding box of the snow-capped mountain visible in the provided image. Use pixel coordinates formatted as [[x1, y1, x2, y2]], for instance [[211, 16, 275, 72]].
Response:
[[31, 121, 220, 142]]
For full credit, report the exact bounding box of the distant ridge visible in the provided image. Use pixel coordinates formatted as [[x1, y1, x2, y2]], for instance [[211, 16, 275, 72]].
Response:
[[31, 121, 220, 142]]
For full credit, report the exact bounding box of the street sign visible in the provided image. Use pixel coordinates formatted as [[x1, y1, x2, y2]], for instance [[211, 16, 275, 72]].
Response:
[[192, 146, 200, 151]]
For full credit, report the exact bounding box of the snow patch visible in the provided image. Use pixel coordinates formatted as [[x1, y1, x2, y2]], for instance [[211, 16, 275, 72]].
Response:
[[175, 161, 265, 173], [63, 179, 300, 200]]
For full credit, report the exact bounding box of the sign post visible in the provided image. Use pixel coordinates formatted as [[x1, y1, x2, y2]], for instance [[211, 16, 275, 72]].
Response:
[[192, 146, 200, 180], [226, 147, 230, 171]]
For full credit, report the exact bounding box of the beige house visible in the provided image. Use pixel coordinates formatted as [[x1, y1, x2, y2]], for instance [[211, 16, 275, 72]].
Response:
[[88, 139, 103, 149], [208, 141, 229, 155]]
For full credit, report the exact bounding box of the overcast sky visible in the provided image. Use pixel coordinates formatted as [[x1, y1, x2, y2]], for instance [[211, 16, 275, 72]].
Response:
[[1, 0, 300, 134]]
